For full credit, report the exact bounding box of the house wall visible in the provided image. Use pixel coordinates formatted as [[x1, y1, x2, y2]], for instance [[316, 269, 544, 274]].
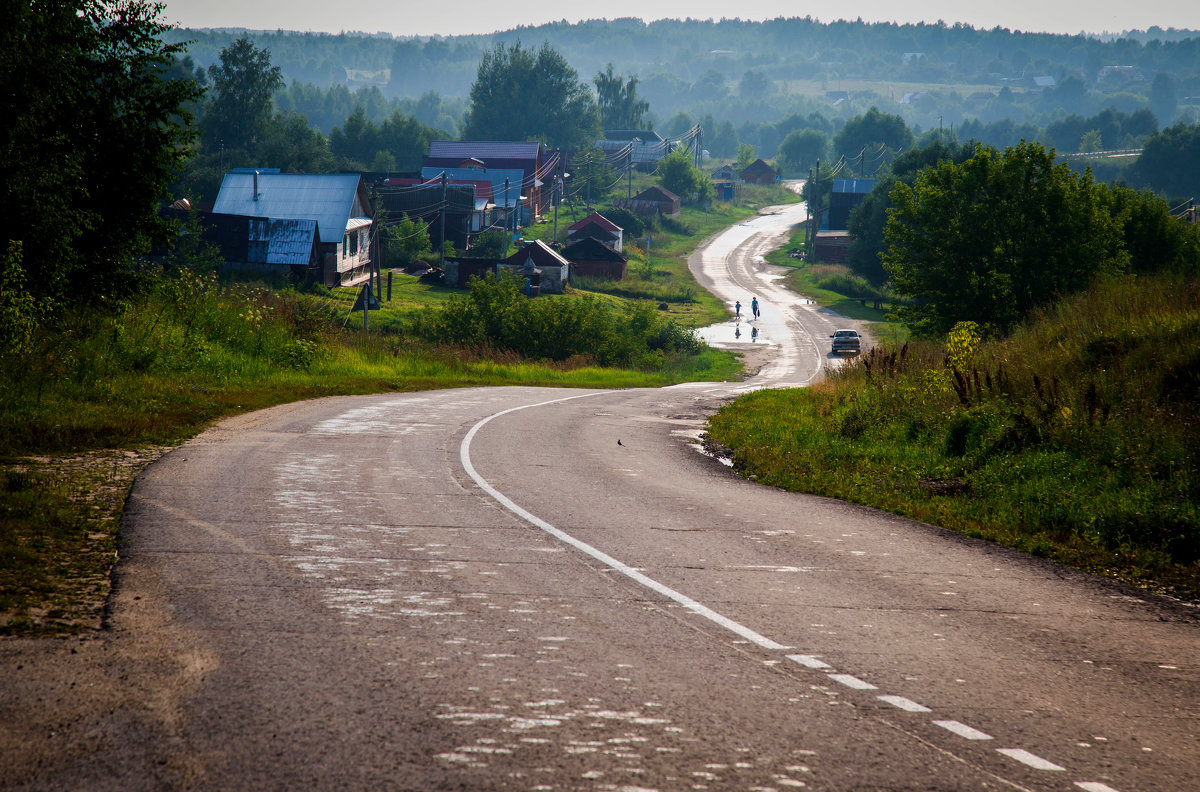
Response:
[[570, 259, 626, 280], [498, 263, 567, 293]]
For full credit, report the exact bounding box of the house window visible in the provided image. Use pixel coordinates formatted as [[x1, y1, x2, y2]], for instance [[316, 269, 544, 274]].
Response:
[[348, 231, 359, 257]]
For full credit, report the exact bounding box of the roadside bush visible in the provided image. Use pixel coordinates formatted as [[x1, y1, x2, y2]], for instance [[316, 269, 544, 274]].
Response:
[[421, 271, 699, 368]]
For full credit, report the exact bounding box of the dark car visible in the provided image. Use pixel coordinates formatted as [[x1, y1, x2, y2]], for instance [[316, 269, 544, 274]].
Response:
[[830, 329, 861, 355]]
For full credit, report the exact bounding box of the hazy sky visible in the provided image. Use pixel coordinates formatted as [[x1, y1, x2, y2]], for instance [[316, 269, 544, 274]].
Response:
[[160, 0, 1199, 38]]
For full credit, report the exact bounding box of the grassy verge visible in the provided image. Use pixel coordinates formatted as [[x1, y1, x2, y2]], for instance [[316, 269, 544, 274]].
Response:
[[708, 271, 1200, 602]]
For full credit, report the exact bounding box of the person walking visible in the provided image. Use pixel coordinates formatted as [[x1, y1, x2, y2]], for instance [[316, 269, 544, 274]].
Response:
[[734, 300, 742, 320], [751, 297, 760, 320]]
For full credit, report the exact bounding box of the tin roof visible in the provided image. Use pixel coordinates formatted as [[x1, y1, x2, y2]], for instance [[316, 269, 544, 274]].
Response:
[[213, 173, 366, 246], [429, 140, 542, 162], [569, 212, 621, 233], [562, 236, 628, 263], [504, 239, 569, 269], [263, 218, 320, 267]]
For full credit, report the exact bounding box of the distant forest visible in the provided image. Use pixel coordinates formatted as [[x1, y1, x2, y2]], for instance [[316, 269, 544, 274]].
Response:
[[167, 17, 1200, 146]]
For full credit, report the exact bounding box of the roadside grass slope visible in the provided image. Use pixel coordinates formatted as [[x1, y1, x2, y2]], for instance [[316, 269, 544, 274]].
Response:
[[708, 271, 1200, 601]]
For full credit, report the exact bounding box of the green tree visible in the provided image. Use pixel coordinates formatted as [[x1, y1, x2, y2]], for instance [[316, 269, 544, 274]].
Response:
[[383, 214, 432, 265], [738, 70, 773, 100], [708, 120, 739, 159], [1149, 73, 1178, 126], [847, 140, 974, 285], [1, 0, 201, 308], [594, 64, 650, 130], [463, 41, 598, 149], [570, 148, 617, 207], [1079, 129, 1103, 153], [735, 144, 757, 171], [1098, 185, 1200, 275], [833, 106, 914, 160], [658, 148, 711, 204], [777, 129, 828, 175], [203, 38, 284, 152], [883, 142, 1127, 337], [1130, 123, 1200, 200]]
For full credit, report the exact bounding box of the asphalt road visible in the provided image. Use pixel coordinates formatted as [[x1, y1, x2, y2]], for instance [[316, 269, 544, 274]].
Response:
[[3, 197, 1197, 792]]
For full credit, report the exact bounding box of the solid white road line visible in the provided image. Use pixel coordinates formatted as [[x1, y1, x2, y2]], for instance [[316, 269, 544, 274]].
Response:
[[877, 695, 932, 713], [997, 748, 1066, 771], [461, 393, 790, 652], [934, 720, 994, 740]]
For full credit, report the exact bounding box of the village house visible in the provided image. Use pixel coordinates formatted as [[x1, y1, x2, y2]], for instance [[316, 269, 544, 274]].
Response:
[[598, 130, 671, 171], [566, 212, 623, 252], [562, 236, 628, 280], [373, 176, 492, 251], [499, 240, 569, 294], [828, 178, 876, 230], [740, 158, 778, 185], [423, 141, 557, 222], [178, 208, 324, 280], [211, 170, 374, 288], [614, 185, 681, 217]]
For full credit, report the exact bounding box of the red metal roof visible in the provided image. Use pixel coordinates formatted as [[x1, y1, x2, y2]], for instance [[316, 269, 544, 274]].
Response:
[[568, 211, 621, 232]]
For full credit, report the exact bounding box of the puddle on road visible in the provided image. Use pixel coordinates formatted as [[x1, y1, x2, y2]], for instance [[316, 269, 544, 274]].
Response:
[[696, 320, 778, 347]]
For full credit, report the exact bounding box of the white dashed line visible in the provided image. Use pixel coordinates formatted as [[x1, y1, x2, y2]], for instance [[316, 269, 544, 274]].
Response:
[[877, 695, 932, 713], [997, 748, 1065, 771], [1075, 783, 1123, 792], [934, 720, 993, 740], [827, 673, 877, 690], [786, 654, 832, 670]]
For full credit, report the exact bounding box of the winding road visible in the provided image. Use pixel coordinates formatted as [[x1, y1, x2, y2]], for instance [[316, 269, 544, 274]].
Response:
[[3, 195, 1197, 792]]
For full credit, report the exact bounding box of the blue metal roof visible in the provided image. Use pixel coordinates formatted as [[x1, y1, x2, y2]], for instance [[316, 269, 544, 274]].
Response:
[[213, 173, 365, 246], [832, 178, 877, 195], [428, 140, 541, 162]]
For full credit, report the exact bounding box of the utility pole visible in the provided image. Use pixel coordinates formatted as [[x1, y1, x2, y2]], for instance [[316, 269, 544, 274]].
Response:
[[552, 166, 561, 244], [438, 171, 447, 269], [504, 177, 511, 242], [627, 145, 633, 199]]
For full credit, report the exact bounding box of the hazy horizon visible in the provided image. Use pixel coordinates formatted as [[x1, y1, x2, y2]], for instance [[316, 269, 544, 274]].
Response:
[[160, 1, 1199, 39]]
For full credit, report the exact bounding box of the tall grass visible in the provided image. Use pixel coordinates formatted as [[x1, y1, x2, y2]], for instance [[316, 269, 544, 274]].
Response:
[[708, 271, 1200, 600]]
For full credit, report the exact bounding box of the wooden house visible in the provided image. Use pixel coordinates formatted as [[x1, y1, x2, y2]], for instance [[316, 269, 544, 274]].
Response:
[[599, 130, 670, 170], [615, 185, 681, 217], [212, 171, 373, 288], [567, 212, 623, 252], [740, 158, 777, 185], [499, 240, 569, 293], [424, 141, 558, 221], [562, 236, 628, 280], [375, 176, 492, 249], [828, 178, 876, 230]]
